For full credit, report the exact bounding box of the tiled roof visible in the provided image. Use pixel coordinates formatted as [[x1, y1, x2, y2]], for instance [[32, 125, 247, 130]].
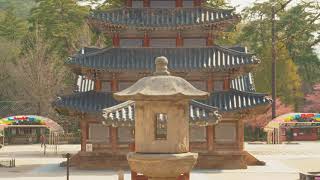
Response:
[[53, 89, 271, 115], [205, 89, 272, 112], [102, 100, 221, 127], [53, 91, 118, 113], [231, 73, 255, 92], [67, 46, 259, 72], [90, 7, 239, 30]]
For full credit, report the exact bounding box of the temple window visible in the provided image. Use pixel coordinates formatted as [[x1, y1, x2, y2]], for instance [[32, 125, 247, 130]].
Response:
[[213, 80, 224, 91], [155, 113, 168, 140], [184, 0, 193, 7], [88, 123, 109, 143], [184, 38, 206, 47], [150, 1, 175, 8], [101, 81, 112, 92], [215, 123, 236, 143], [190, 126, 206, 142], [132, 1, 143, 8], [150, 39, 176, 48], [118, 127, 134, 143], [120, 39, 143, 47]]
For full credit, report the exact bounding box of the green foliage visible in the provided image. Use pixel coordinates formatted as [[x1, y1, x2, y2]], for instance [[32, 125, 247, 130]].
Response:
[[0, 0, 36, 18], [95, 0, 124, 10], [204, 0, 231, 8], [29, 0, 90, 56], [254, 43, 302, 105], [0, 7, 27, 41], [238, 0, 320, 107]]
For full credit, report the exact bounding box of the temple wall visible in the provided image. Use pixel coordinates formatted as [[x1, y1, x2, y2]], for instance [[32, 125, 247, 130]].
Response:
[[190, 126, 206, 142], [184, 38, 206, 47], [120, 39, 142, 47], [118, 38, 208, 48], [88, 123, 109, 144], [81, 117, 243, 153], [215, 122, 237, 144], [150, 39, 176, 47], [132, 1, 143, 8], [131, 0, 195, 8], [150, 1, 175, 8], [76, 115, 248, 169]]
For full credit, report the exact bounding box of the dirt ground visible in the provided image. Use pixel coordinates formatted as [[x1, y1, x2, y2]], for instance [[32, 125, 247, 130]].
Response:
[[0, 142, 319, 180]]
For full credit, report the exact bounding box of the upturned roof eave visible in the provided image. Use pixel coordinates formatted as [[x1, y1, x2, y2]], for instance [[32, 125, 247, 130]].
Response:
[[88, 18, 240, 31], [88, 7, 240, 31]]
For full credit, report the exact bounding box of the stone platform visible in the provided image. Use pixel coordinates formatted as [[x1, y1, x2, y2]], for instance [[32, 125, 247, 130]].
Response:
[[71, 151, 258, 170]]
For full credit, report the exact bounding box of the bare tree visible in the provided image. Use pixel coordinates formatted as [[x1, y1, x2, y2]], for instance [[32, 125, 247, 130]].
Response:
[[9, 31, 70, 117]]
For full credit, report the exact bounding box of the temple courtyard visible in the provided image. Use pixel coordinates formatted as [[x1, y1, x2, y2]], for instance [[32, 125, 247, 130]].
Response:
[[0, 142, 319, 180]]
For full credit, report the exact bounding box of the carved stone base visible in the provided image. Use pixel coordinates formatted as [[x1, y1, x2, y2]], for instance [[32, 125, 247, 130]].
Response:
[[127, 152, 198, 179]]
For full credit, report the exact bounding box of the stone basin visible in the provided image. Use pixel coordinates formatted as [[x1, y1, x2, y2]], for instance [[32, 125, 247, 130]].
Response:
[[127, 152, 198, 179]]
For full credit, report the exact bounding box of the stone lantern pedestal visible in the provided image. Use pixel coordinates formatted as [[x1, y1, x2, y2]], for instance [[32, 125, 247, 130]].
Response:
[[114, 56, 211, 180], [127, 152, 198, 180]]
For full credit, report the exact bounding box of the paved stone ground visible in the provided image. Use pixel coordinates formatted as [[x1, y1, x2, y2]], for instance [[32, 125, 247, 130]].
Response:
[[0, 142, 319, 180]]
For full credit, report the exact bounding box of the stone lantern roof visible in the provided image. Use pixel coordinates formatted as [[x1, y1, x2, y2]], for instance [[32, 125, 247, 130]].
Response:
[[114, 56, 209, 101]]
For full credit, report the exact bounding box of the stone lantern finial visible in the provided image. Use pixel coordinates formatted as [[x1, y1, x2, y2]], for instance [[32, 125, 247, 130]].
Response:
[[154, 56, 170, 76]]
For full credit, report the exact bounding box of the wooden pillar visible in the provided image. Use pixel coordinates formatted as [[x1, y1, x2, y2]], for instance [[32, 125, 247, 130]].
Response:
[[193, 0, 202, 7], [110, 127, 118, 153], [129, 141, 135, 152], [176, 0, 183, 7], [206, 125, 214, 152], [223, 77, 230, 90], [238, 119, 244, 150], [126, 0, 132, 7], [111, 74, 118, 92], [143, 0, 150, 7], [131, 171, 138, 180], [143, 32, 150, 47], [95, 79, 102, 91], [80, 120, 88, 152], [176, 32, 183, 47], [207, 75, 213, 93], [184, 173, 190, 180], [206, 33, 214, 46], [112, 33, 120, 47]]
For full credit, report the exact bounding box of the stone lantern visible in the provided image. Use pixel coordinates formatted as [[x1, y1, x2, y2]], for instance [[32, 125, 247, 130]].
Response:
[[114, 56, 211, 180]]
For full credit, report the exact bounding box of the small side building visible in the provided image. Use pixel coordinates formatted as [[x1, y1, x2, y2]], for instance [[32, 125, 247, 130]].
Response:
[[0, 115, 64, 144], [264, 113, 320, 144]]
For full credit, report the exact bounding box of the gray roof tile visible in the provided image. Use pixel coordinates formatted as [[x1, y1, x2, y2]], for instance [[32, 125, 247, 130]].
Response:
[[90, 7, 239, 30], [67, 46, 259, 72], [54, 89, 271, 115], [102, 100, 221, 127]]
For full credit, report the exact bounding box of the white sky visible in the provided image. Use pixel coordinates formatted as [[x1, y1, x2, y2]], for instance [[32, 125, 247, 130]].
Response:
[[228, 0, 256, 11], [228, 0, 301, 11]]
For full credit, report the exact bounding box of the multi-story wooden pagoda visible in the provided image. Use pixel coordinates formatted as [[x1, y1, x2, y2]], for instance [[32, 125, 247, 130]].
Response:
[[54, 0, 272, 170]]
